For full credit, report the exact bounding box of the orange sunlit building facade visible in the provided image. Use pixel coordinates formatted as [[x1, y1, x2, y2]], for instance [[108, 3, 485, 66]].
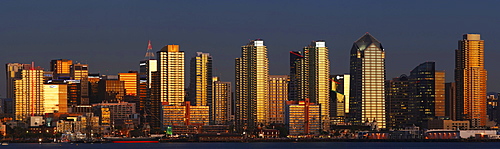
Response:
[[455, 33, 487, 128]]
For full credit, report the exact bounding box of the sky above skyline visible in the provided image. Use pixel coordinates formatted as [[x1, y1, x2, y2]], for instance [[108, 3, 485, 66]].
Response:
[[1, 0, 500, 97]]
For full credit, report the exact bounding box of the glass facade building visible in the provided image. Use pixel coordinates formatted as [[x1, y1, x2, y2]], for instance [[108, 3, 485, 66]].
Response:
[[349, 33, 386, 128], [235, 39, 269, 132], [268, 75, 289, 124], [14, 65, 45, 121], [189, 52, 213, 107], [156, 45, 185, 105], [455, 33, 487, 128], [212, 78, 231, 125]]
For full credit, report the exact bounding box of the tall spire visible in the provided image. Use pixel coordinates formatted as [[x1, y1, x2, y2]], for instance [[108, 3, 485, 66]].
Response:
[[145, 40, 155, 59]]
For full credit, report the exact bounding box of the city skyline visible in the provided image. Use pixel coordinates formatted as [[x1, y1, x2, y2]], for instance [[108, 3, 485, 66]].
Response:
[[2, 1, 500, 97]]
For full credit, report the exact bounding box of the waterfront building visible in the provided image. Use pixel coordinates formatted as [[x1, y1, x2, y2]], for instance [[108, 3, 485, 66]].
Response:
[[427, 119, 469, 130], [286, 99, 321, 135], [162, 101, 209, 126], [409, 62, 445, 127], [455, 33, 487, 128], [268, 75, 288, 124], [212, 77, 231, 125], [288, 41, 330, 130], [349, 33, 386, 128], [235, 39, 269, 132], [386, 62, 445, 129], [93, 102, 139, 128], [304, 41, 330, 130], [386, 75, 415, 129]]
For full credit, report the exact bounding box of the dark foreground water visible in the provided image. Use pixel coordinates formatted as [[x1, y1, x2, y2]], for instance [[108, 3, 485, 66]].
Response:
[[3, 142, 500, 149]]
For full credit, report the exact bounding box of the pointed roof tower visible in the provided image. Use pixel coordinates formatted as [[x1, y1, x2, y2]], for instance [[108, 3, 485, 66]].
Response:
[[145, 40, 155, 59], [353, 32, 383, 51]]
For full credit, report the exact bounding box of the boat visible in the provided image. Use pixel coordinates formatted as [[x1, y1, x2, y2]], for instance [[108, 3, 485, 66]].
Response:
[[1, 142, 8, 146], [104, 137, 160, 143]]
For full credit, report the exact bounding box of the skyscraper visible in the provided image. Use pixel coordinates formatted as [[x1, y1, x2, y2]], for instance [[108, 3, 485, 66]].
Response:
[[156, 45, 185, 105], [386, 62, 445, 129], [409, 62, 445, 127], [455, 33, 487, 128], [139, 41, 160, 129], [349, 33, 386, 128], [189, 52, 213, 106], [235, 39, 269, 132], [386, 75, 414, 129], [288, 41, 330, 130], [212, 77, 231, 125], [289, 51, 308, 101], [13, 63, 44, 121], [268, 75, 289, 124], [304, 41, 330, 130]]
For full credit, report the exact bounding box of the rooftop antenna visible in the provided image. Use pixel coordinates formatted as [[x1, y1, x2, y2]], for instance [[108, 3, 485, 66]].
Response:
[[145, 40, 155, 60]]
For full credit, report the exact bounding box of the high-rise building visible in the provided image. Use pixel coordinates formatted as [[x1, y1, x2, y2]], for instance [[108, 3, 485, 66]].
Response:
[[140, 41, 160, 130], [455, 33, 487, 128], [288, 41, 330, 130], [70, 63, 89, 105], [304, 41, 330, 130], [156, 45, 184, 105], [212, 77, 231, 125], [235, 39, 269, 132], [50, 59, 72, 80], [386, 75, 415, 129], [386, 62, 446, 129], [349, 33, 386, 128], [268, 75, 289, 124], [189, 52, 213, 106], [289, 51, 308, 101], [409, 62, 445, 127], [139, 59, 159, 129], [13, 64, 44, 121]]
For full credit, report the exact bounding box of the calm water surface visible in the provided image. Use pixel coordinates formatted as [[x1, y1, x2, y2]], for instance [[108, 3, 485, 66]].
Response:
[[4, 142, 500, 149]]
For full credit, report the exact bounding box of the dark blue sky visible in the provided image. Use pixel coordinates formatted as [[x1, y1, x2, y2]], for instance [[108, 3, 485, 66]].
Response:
[[1, 0, 500, 97]]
